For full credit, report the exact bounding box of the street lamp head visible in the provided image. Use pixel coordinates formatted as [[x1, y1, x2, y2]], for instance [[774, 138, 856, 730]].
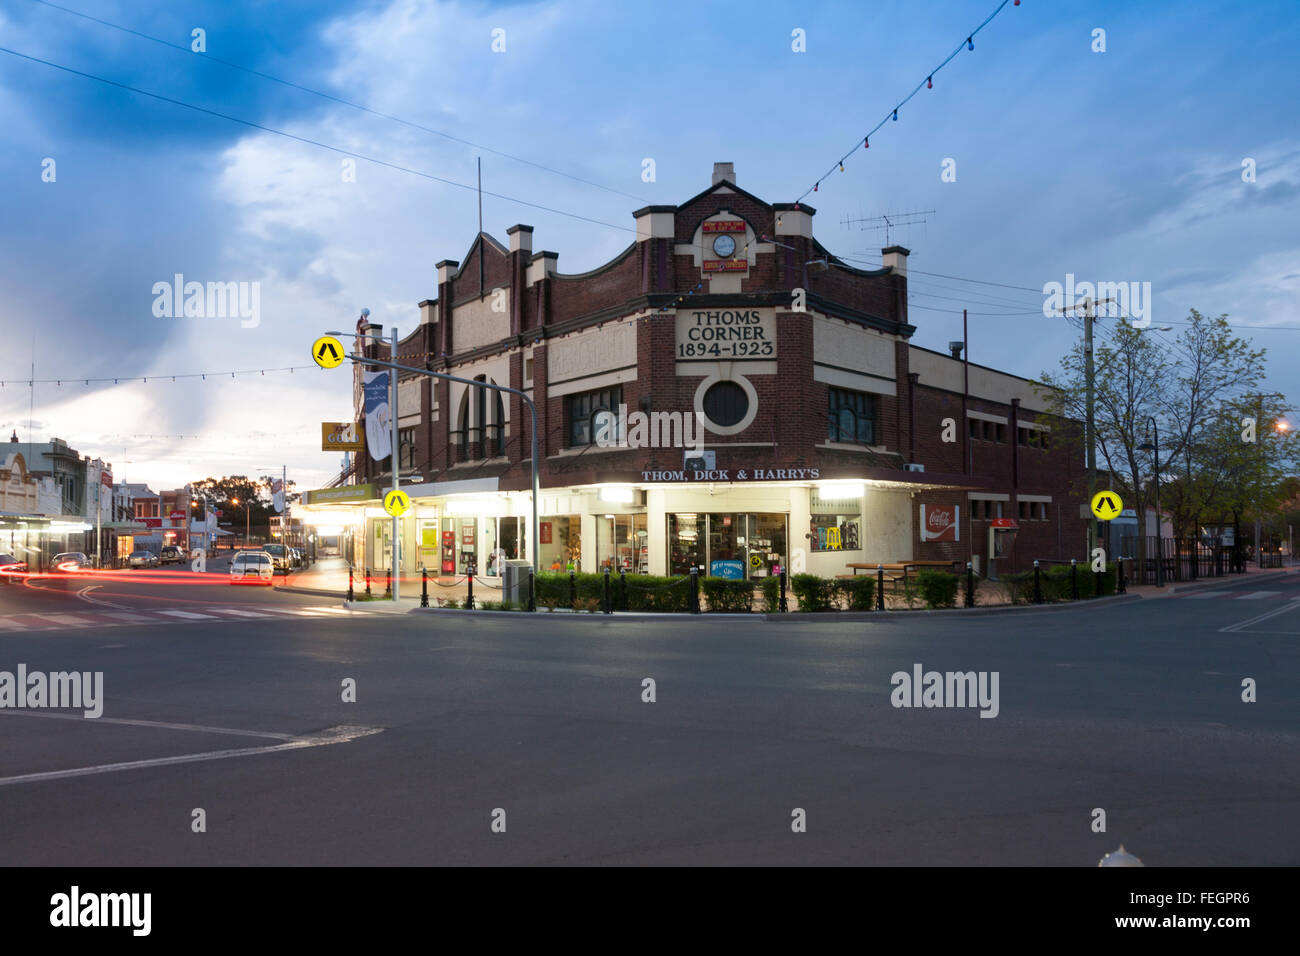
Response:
[[1137, 440, 1155, 453]]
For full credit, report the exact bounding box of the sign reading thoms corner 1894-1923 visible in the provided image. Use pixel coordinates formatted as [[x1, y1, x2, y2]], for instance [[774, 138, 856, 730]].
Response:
[[675, 308, 776, 361]]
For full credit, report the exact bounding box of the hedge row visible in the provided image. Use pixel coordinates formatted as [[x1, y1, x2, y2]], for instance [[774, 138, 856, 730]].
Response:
[[789, 574, 876, 611], [533, 571, 694, 612], [1000, 563, 1118, 604]]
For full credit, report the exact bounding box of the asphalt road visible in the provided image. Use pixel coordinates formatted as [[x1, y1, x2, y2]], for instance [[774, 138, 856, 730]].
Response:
[[0, 568, 1296, 865]]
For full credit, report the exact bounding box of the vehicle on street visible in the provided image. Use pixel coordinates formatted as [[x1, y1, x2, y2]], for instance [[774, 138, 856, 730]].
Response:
[[290, 547, 305, 568], [160, 545, 185, 565], [230, 550, 275, 585], [263, 543, 292, 574], [0, 553, 27, 582], [51, 552, 90, 572], [127, 550, 160, 568]]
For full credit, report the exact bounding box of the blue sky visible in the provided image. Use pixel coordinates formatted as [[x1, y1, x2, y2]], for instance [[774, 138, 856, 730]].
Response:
[[1, 0, 1297, 489]]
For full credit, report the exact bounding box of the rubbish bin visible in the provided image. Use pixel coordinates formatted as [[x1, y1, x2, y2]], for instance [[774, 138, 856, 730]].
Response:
[[502, 559, 532, 606]]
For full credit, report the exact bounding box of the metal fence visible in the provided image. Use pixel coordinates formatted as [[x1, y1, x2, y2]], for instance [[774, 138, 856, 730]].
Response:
[[1120, 536, 1244, 585]]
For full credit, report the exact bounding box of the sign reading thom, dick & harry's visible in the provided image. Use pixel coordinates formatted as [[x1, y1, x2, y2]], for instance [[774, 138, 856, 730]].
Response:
[[641, 467, 822, 482]]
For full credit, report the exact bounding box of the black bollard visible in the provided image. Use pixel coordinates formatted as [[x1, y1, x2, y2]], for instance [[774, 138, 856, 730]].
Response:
[[1071, 559, 1079, 601], [690, 567, 700, 614], [365, 567, 371, 598], [965, 562, 975, 608], [1116, 556, 1126, 594], [421, 566, 429, 608], [569, 569, 576, 610], [466, 566, 475, 610], [603, 569, 611, 614], [779, 568, 789, 613], [1095, 565, 1103, 598], [619, 570, 628, 612], [876, 564, 885, 611], [1033, 560, 1044, 604], [385, 566, 392, 598], [528, 569, 535, 612], [347, 566, 354, 602]]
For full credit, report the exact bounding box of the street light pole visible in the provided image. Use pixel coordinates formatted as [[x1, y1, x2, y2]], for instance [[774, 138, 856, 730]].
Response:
[[390, 326, 401, 602], [1139, 417, 1163, 587]]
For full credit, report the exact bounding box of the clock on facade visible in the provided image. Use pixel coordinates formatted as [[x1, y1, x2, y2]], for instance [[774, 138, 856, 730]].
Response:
[[711, 233, 737, 258]]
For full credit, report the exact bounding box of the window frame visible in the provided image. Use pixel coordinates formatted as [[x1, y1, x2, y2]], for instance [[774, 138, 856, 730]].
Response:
[[827, 387, 876, 445]]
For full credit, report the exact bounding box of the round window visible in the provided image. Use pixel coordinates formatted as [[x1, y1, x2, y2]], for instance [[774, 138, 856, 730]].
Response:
[[703, 381, 749, 428]]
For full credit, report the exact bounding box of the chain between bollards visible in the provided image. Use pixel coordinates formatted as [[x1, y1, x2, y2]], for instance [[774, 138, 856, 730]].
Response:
[[1033, 560, 1044, 604]]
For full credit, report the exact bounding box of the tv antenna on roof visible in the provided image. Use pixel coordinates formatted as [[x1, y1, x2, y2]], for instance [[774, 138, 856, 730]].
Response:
[[841, 209, 934, 247]]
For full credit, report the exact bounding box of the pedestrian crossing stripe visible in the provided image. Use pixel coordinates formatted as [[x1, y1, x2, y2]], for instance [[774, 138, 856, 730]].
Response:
[[0, 605, 350, 632]]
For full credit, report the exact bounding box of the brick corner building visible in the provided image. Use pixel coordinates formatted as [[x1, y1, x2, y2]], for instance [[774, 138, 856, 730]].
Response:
[[323, 162, 1086, 581]]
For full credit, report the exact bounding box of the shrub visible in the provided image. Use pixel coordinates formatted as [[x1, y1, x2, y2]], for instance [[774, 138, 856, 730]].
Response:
[[621, 574, 692, 612], [790, 573, 834, 611], [479, 600, 501, 611], [444, 598, 460, 610], [701, 577, 755, 612], [916, 570, 958, 608], [534, 571, 605, 608], [760, 575, 782, 612], [833, 576, 875, 610]]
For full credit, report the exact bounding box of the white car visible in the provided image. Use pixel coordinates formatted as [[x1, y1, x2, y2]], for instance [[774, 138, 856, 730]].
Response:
[[230, 551, 275, 586]]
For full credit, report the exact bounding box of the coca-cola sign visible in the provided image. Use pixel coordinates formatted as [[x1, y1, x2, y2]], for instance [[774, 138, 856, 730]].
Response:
[[920, 504, 959, 542]]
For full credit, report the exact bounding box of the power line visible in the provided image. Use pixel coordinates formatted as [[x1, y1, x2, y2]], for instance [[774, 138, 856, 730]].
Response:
[[0, 45, 636, 234], [26, 0, 652, 205]]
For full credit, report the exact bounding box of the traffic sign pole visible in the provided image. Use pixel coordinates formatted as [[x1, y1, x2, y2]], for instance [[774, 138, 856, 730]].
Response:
[[391, 327, 400, 602]]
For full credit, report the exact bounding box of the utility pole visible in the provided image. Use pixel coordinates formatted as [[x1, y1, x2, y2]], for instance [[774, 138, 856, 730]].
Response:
[[391, 326, 401, 601], [1053, 297, 1114, 558]]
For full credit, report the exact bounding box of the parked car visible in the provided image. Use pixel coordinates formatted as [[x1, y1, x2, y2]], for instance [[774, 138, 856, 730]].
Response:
[[0, 553, 27, 582], [127, 550, 160, 568], [160, 545, 185, 565], [262, 543, 292, 574], [230, 550, 275, 585]]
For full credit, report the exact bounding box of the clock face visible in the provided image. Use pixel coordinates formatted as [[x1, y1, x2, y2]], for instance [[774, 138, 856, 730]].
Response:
[[712, 233, 737, 258]]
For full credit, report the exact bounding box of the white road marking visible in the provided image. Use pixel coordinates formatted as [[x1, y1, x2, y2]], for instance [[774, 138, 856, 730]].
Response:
[[76, 584, 129, 609], [1236, 590, 1280, 600], [0, 724, 383, 788], [101, 611, 156, 622], [30, 614, 96, 626], [1219, 598, 1300, 633], [206, 608, 272, 618], [0, 709, 295, 739], [156, 610, 218, 620]]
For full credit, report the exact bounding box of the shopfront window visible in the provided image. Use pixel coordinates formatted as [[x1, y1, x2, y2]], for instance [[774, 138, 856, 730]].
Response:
[[596, 513, 648, 573], [539, 515, 582, 572], [670, 513, 787, 578], [809, 488, 862, 552], [668, 513, 705, 575]]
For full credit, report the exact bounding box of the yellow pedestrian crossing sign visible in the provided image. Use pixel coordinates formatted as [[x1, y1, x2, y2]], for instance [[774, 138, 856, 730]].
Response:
[[312, 335, 345, 369], [383, 489, 411, 517], [1090, 491, 1123, 521]]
